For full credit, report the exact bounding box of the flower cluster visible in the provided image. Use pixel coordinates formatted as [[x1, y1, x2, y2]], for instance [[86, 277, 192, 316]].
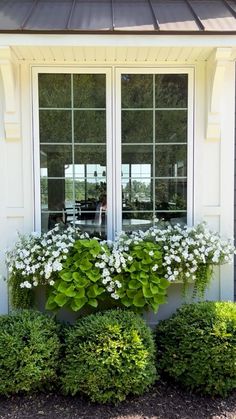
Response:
[[94, 222, 235, 298], [146, 222, 235, 284], [95, 236, 133, 299], [6, 221, 235, 300], [6, 225, 83, 289]]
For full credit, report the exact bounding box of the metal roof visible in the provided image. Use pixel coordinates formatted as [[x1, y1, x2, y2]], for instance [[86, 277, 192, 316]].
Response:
[[0, 0, 235, 34]]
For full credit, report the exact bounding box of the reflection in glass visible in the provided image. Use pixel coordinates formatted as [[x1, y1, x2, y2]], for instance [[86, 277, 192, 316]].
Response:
[[39, 72, 107, 236], [39, 110, 71, 143], [74, 110, 106, 143], [39, 74, 71, 108], [156, 110, 187, 143], [155, 74, 188, 108], [41, 178, 73, 211], [73, 74, 106, 108], [40, 145, 73, 178], [155, 212, 187, 225], [121, 74, 153, 108], [155, 145, 187, 177], [122, 178, 152, 212], [155, 179, 187, 211], [122, 212, 153, 232], [121, 73, 189, 231], [122, 111, 153, 143], [122, 145, 153, 169], [74, 145, 106, 166]]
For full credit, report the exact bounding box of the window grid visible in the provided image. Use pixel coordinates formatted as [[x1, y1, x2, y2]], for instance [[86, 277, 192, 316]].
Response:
[[121, 73, 188, 227]]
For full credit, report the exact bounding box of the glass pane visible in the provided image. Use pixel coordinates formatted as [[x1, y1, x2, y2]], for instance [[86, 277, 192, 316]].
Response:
[[39, 110, 71, 143], [121, 74, 153, 108], [155, 179, 187, 211], [122, 145, 153, 174], [156, 110, 187, 143], [74, 178, 106, 202], [155, 211, 187, 224], [155, 145, 187, 177], [39, 74, 71, 108], [73, 74, 106, 108], [40, 145, 72, 178], [122, 178, 152, 211], [41, 178, 73, 211], [155, 74, 188, 108], [122, 111, 153, 143], [41, 212, 66, 233], [74, 145, 106, 166], [122, 212, 153, 232], [74, 110, 106, 143]]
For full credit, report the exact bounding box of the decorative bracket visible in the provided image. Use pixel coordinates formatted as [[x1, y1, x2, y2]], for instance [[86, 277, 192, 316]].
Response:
[[206, 47, 232, 141], [0, 46, 20, 140]]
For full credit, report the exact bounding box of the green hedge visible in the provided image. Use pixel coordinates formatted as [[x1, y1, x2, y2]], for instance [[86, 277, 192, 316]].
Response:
[[61, 309, 157, 403], [0, 310, 60, 395], [155, 301, 236, 396]]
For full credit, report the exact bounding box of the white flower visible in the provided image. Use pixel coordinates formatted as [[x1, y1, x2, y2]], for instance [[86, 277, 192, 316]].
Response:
[[49, 280, 55, 286]]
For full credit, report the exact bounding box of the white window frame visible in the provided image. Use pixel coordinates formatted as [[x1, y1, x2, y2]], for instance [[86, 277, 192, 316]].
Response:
[[32, 66, 194, 240], [32, 66, 113, 239], [114, 67, 194, 234]]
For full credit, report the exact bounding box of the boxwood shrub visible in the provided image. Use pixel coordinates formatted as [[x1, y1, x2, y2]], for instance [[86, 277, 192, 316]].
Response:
[[61, 309, 157, 403], [0, 310, 60, 395], [155, 301, 236, 396]]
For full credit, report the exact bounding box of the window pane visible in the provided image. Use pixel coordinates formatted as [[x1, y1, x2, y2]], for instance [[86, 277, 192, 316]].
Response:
[[155, 211, 187, 225], [122, 178, 152, 211], [74, 145, 106, 166], [39, 74, 71, 108], [122, 111, 153, 143], [73, 74, 106, 108], [121, 73, 189, 231], [39, 73, 107, 237], [40, 145, 73, 178], [41, 178, 73, 211], [122, 212, 153, 232], [121, 74, 153, 108], [155, 179, 187, 211], [156, 110, 187, 143], [122, 145, 153, 170], [155, 145, 187, 177], [155, 74, 188, 108], [39, 110, 71, 143], [74, 110, 106, 143]]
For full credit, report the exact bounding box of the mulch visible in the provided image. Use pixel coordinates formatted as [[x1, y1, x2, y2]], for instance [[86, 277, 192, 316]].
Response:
[[0, 381, 235, 419]]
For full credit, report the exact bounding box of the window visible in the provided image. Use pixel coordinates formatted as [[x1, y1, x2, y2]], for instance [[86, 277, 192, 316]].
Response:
[[34, 68, 193, 240]]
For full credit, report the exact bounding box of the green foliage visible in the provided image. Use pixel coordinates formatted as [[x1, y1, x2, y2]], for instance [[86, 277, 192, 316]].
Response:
[[0, 310, 60, 395], [155, 301, 236, 396], [61, 309, 157, 403], [116, 241, 170, 313], [46, 239, 107, 312], [9, 272, 33, 309]]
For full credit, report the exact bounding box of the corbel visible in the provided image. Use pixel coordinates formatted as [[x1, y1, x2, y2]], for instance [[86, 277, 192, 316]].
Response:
[[0, 46, 20, 140], [206, 47, 232, 141]]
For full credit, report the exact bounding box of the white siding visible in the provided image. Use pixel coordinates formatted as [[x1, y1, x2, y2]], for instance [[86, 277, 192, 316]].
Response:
[[0, 43, 234, 320]]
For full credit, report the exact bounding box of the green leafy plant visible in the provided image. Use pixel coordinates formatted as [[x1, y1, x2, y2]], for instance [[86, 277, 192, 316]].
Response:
[[0, 310, 60, 395], [114, 241, 170, 312], [155, 301, 236, 397], [46, 239, 108, 312], [61, 309, 157, 403], [8, 272, 33, 309]]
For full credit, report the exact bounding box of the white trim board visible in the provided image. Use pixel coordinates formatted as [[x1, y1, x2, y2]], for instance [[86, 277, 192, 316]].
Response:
[[32, 65, 195, 239]]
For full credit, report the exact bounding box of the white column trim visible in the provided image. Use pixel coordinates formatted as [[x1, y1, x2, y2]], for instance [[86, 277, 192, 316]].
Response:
[[0, 46, 20, 140], [206, 47, 232, 141]]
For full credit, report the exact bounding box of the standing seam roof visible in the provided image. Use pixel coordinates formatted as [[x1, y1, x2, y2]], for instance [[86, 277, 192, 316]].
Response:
[[0, 0, 235, 33]]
